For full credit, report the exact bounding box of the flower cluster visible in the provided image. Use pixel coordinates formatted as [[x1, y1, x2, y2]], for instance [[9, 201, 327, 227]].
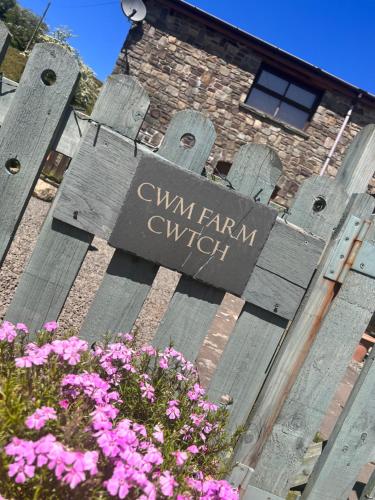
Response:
[[0, 321, 238, 499], [5, 435, 99, 489], [15, 335, 88, 368], [0, 321, 28, 343]]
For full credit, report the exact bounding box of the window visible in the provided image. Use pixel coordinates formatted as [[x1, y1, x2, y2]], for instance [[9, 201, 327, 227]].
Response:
[[245, 66, 321, 129]]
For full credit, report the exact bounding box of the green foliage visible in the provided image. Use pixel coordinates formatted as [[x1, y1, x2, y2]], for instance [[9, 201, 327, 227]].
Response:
[[0, 45, 26, 81], [5, 4, 47, 51], [0, 0, 15, 19], [0, 325, 239, 498], [39, 27, 101, 114]]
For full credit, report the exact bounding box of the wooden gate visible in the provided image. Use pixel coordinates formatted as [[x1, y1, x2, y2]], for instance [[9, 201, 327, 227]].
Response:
[[0, 23, 374, 499]]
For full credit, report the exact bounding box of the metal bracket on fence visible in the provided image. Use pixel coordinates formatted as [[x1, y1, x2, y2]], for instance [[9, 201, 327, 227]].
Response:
[[352, 241, 375, 279], [227, 462, 254, 490], [324, 216, 370, 283]]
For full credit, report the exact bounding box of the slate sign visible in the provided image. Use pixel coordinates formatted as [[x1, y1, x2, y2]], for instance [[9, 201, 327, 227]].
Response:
[[109, 156, 277, 296]]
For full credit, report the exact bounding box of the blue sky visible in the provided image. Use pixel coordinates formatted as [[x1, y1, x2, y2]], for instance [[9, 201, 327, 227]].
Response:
[[22, 0, 375, 93]]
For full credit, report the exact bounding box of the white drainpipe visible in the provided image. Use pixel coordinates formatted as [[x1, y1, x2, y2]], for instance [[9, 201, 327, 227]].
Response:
[[320, 92, 363, 176]]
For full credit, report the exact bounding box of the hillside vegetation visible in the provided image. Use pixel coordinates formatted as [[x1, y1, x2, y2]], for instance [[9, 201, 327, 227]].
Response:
[[0, 1, 101, 113]]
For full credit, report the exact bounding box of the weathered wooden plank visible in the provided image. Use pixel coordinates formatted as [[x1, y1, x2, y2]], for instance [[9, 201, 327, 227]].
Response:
[[208, 303, 288, 432], [242, 265, 305, 320], [79, 252, 157, 346], [5, 75, 149, 330], [90, 74, 150, 137], [302, 343, 375, 500], [0, 21, 10, 63], [54, 108, 89, 158], [253, 220, 325, 289], [336, 124, 375, 196], [233, 128, 375, 486], [152, 277, 224, 358], [152, 144, 283, 360], [227, 143, 282, 204], [0, 77, 18, 126], [232, 193, 375, 491], [157, 109, 215, 170], [0, 84, 89, 160], [224, 139, 374, 493], [285, 175, 348, 241], [5, 215, 93, 330], [207, 226, 323, 436], [55, 125, 151, 239], [247, 209, 375, 497], [80, 110, 216, 341], [0, 43, 80, 266], [360, 469, 375, 500]]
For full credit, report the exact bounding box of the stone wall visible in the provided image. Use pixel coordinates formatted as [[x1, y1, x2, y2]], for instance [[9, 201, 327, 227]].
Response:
[[114, 0, 375, 206]]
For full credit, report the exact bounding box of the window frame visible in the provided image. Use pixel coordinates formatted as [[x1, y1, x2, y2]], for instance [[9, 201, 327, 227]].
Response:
[[245, 64, 322, 130]]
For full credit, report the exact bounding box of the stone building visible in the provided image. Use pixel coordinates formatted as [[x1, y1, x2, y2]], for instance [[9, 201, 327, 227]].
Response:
[[114, 0, 375, 206]]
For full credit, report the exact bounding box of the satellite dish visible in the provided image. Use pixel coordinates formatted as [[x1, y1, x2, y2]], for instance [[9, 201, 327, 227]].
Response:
[[121, 0, 147, 22]]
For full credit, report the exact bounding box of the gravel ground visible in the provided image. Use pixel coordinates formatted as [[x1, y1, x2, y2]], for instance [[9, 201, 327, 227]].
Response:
[[0, 196, 181, 346]]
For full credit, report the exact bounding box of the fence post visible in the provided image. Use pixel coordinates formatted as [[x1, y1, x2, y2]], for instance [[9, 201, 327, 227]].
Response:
[[303, 346, 375, 500], [301, 246, 375, 499], [244, 195, 375, 497], [0, 43, 80, 266], [335, 124, 375, 196], [5, 75, 149, 330], [80, 110, 216, 343], [230, 124, 375, 495]]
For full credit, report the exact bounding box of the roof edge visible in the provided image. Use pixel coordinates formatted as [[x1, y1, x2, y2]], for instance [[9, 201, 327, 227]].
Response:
[[151, 0, 375, 106]]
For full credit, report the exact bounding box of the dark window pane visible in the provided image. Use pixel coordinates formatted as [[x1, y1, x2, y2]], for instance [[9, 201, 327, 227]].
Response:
[[276, 102, 309, 129], [258, 70, 288, 94], [246, 88, 280, 116], [286, 84, 317, 108]]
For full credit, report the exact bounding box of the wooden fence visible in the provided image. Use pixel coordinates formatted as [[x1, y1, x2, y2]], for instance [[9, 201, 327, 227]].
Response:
[[0, 23, 375, 499]]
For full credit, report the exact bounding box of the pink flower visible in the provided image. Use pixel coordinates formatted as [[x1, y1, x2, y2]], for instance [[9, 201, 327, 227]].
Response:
[[140, 381, 155, 403], [152, 425, 164, 444], [141, 345, 157, 356], [118, 332, 133, 342], [96, 431, 120, 458], [16, 323, 29, 334], [25, 407, 57, 430], [5, 438, 35, 464], [190, 413, 204, 426], [58, 400, 69, 409], [144, 447, 163, 466], [187, 383, 205, 401], [15, 356, 33, 368], [0, 321, 17, 343], [51, 337, 88, 365], [91, 405, 118, 431], [187, 445, 199, 454], [46, 442, 66, 479], [133, 423, 147, 437], [83, 450, 99, 476], [198, 400, 218, 412], [61, 452, 88, 489], [106, 463, 130, 498], [173, 450, 188, 466], [159, 356, 169, 369], [63, 467, 85, 489], [166, 401, 180, 420], [159, 471, 177, 497], [43, 321, 59, 332], [8, 460, 35, 484]]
